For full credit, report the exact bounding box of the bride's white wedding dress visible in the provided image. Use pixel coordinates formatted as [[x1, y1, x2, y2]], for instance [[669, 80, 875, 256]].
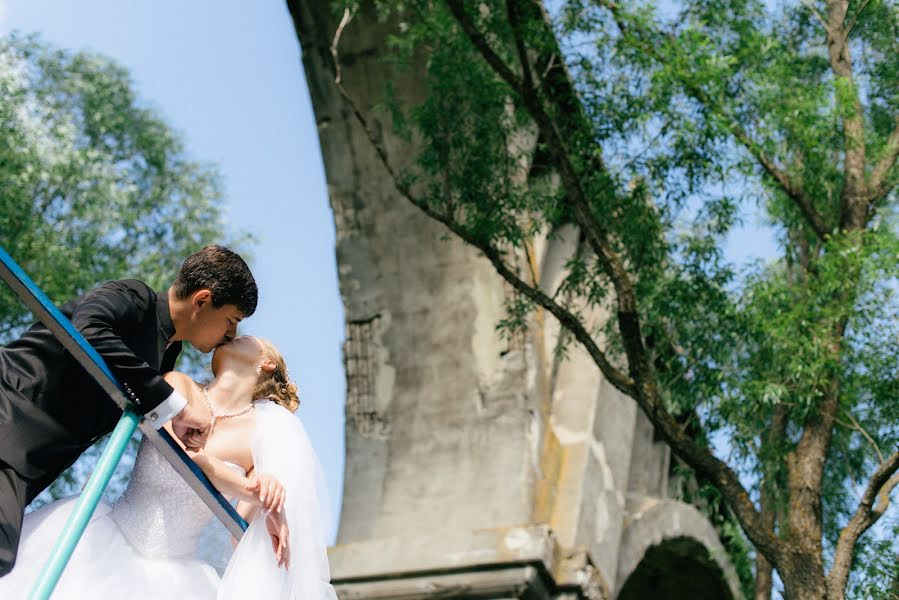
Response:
[[0, 401, 336, 599]]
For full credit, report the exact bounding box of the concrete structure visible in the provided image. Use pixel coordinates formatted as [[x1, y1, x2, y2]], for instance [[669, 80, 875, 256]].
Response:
[[287, 3, 740, 598]]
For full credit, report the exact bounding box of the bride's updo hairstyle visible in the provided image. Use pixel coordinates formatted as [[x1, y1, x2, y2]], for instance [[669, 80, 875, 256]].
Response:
[[253, 339, 300, 412]]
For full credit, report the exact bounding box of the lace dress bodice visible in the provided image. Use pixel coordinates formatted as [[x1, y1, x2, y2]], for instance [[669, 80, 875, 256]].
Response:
[[110, 438, 245, 559]]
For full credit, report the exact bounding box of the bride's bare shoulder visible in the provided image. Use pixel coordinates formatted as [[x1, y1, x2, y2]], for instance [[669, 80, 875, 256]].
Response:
[[162, 371, 200, 396]]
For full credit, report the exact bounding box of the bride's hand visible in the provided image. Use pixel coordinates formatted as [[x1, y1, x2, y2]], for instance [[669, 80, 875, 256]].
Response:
[[246, 473, 286, 513], [265, 510, 290, 570]]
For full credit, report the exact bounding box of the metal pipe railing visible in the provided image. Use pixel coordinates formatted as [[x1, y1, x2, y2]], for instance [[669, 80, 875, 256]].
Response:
[[0, 247, 247, 599], [26, 410, 141, 600]]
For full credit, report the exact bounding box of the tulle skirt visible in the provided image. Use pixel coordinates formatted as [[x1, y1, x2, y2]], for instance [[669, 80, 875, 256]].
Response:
[[0, 496, 220, 599]]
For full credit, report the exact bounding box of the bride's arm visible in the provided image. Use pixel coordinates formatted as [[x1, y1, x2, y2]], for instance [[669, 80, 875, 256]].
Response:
[[236, 486, 260, 524], [184, 446, 261, 503], [231, 476, 261, 549], [160, 419, 262, 503], [160, 372, 285, 510], [232, 475, 290, 568]]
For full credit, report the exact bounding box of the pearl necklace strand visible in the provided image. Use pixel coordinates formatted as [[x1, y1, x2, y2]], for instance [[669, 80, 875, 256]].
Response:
[[203, 385, 253, 427]]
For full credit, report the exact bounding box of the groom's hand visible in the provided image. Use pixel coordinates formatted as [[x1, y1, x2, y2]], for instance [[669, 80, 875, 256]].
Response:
[[171, 396, 212, 450]]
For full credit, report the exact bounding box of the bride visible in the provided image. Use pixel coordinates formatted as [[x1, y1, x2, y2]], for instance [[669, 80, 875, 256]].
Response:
[[0, 335, 336, 599]]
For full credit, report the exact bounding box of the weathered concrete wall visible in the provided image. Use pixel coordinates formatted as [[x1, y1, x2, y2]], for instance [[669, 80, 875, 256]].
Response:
[[286, 2, 740, 598], [288, 0, 545, 542]]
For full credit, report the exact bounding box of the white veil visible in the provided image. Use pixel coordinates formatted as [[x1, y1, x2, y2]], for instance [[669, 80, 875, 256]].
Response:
[[217, 400, 337, 599]]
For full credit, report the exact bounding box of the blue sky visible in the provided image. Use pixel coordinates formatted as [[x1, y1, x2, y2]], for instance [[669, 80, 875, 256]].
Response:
[[0, 1, 347, 539]]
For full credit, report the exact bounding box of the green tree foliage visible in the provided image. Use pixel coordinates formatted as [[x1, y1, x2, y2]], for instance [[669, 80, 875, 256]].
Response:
[[0, 34, 250, 504], [0, 33, 249, 336], [331, 1, 898, 598]]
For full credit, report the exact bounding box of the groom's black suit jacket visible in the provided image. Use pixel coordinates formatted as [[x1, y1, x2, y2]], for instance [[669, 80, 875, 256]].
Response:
[[0, 279, 182, 497]]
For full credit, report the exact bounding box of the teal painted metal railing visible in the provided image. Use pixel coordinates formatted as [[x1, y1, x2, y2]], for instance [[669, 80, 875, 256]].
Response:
[[26, 411, 141, 600], [0, 247, 248, 599]]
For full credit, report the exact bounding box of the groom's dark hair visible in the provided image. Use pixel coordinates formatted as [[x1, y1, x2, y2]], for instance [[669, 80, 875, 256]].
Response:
[[173, 245, 258, 316]]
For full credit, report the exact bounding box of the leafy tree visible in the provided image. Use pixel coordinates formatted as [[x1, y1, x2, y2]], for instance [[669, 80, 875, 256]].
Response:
[[0, 33, 250, 504], [329, 1, 898, 598]]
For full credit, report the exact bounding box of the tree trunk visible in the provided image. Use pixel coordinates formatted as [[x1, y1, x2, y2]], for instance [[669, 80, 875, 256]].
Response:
[[754, 554, 773, 600], [779, 550, 829, 600], [755, 404, 787, 600]]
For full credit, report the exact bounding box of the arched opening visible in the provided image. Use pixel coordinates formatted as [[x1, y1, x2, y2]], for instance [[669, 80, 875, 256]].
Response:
[[617, 536, 733, 600]]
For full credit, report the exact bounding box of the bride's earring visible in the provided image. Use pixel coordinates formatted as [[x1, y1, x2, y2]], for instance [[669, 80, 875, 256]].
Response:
[[255, 363, 262, 375]]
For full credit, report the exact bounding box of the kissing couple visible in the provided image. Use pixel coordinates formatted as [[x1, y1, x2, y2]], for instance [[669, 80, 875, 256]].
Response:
[[0, 245, 336, 598]]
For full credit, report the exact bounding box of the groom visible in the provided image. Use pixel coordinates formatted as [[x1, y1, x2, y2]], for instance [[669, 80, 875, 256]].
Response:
[[0, 244, 258, 577]]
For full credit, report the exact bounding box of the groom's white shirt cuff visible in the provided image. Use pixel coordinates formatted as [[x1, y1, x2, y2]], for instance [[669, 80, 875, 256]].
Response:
[[145, 390, 187, 428]]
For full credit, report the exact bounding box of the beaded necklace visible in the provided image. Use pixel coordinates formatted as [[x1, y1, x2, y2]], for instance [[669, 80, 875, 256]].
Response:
[[202, 385, 253, 427]]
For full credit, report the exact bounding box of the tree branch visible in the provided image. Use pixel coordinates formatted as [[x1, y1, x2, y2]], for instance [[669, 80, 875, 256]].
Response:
[[868, 116, 899, 202], [801, 0, 832, 33], [329, 9, 636, 398], [828, 450, 899, 595], [441, 0, 524, 93], [846, 412, 885, 464], [728, 125, 830, 239], [844, 0, 873, 37], [823, 0, 869, 230], [447, 0, 784, 565], [447, 0, 645, 334], [505, 0, 535, 92], [756, 404, 789, 600], [596, 0, 830, 241], [330, 6, 355, 87], [435, 213, 638, 398]]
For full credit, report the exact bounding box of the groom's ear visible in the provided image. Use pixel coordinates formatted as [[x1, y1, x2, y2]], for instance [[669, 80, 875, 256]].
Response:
[[191, 289, 213, 311]]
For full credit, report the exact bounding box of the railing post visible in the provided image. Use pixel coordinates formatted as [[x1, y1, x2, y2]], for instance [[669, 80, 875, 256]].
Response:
[[27, 410, 141, 600]]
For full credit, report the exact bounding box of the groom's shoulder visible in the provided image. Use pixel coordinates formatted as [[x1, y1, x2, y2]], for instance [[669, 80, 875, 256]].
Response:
[[112, 278, 155, 295], [86, 278, 156, 303], [72, 279, 157, 319]]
